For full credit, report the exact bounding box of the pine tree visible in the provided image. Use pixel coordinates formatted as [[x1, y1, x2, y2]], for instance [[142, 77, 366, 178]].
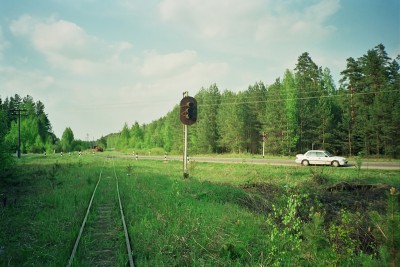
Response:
[[264, 79, 287, 154], [294, 52, 321, 152], [193, 84, 220, 153], [244, 82, 267, 154], [339, 57, 363, 156], [282, 70, 298, 154], [217, 90, 247, 153]]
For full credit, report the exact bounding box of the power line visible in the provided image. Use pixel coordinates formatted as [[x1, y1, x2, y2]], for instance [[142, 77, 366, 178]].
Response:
[[198, 89, 399, 107]]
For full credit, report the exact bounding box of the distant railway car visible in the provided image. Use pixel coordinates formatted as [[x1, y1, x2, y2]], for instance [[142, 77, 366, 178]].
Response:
[[94, 146, 103, 152]]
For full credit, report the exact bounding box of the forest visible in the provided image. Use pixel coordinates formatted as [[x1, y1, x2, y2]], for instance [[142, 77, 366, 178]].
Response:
[[1, 44, 399, 171], [106, 44, 400, 158]]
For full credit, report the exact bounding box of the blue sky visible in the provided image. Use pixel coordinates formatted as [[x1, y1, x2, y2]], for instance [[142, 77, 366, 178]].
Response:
[[0, 0, 399, 140]]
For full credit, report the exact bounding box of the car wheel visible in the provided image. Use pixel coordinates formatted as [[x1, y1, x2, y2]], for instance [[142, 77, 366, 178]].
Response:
[[332, 161, 339, 167], [302, 160, 309, 166]]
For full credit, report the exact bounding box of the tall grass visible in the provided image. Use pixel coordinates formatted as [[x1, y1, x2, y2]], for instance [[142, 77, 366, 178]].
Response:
[[1, 155, 399, 266], [115, 159, 400, 266], [0, 155, 100, 266]]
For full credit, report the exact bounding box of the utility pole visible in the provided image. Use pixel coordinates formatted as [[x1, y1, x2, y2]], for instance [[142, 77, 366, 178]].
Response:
[[10, 109, 27, 158]]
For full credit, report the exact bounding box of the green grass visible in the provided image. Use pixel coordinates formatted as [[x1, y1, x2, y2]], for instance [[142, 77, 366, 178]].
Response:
[[1, 155, 399, 266], [0, 155, 100, 266]]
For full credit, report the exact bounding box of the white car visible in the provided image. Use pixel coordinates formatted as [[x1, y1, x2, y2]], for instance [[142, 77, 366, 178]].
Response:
[[295, 150, 348, 167]]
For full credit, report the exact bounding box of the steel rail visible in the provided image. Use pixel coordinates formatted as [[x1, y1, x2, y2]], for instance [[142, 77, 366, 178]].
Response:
[[67, 163, 105, 267], [67, 158, 135, 266], [112, 156, 135, 267]]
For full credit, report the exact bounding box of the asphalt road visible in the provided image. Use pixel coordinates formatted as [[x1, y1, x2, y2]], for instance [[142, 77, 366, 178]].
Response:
[[129, 155, 400, 170]]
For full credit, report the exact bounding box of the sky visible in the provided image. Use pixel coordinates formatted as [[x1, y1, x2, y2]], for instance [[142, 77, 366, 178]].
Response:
[[0, 0, 399, 140]]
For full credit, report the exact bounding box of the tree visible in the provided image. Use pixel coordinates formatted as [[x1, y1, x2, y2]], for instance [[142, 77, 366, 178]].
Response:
[[316, 68, 337, 152], [129, 121, 144, 149], [339, 57, 363, 156], [60, 127, 74, 152], [294, 52, 322, 152], [264, 79, 287, 155], [0, 108, 14, 178], [117, 123, 130, 150], [162, 105, 181, 153], [339, 44, 400, 157], [244, 82, 267, 154], [282, 70, 298, 154], [217, 90, 247, 153], [35, 100, 52, 143], [193, 84, 220, 153]]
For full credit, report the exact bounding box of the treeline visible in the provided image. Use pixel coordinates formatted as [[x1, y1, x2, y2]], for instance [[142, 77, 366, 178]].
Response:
[[0, 95, 92, 155], [107, 44, 400, 157], [0, 95, 55, 154]]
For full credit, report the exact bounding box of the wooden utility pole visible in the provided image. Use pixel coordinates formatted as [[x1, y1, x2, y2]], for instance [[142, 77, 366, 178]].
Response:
[[10, 109, 27, 158]]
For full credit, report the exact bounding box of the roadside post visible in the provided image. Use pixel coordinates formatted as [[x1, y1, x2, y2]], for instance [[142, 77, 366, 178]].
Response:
[[262, 131, 266, 158]]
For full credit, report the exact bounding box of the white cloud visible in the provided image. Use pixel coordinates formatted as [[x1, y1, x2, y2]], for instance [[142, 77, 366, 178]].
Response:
[[159, 0, 262, 38], [159, 0, 339, 41], [0, 66, 55, 94], [10, 15, 135, 75], [140, 50, 197, 76]]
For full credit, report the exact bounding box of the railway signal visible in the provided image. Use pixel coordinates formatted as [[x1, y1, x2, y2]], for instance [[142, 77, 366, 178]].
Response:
[[180, 92, 197, 178], [180, 96, 197, 125]]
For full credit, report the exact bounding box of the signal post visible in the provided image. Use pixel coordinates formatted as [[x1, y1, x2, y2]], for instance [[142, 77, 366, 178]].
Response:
[[180, 92, 197, 178]]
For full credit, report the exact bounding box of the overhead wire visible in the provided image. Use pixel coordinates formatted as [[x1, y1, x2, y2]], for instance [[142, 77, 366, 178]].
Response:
[[62, 88, 398, 111], [197, 89, 399, 107]]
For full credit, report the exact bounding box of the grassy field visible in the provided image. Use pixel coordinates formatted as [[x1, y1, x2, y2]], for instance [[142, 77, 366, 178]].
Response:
[[1, 154, 399, 266]]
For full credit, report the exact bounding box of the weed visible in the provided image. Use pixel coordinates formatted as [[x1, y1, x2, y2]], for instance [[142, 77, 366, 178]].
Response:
[[126, 163, 133, 176], [309, 167, 329, 185], [86, 176, 92, 185], [328, 209, 360, 265], [48, 161, 61, 189], [265, 189, 307, 265], [2, 155, 399, 266], [356, 152, 364, 178], [370, 187, 400, 266], [188, 160, 197, 176]]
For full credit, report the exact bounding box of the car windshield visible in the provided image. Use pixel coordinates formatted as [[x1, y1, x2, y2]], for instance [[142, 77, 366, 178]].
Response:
[[324, 151, 333, 157]]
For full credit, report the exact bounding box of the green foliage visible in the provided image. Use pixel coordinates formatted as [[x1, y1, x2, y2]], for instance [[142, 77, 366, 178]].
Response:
[[370, 187, 400, 266], [1, 156, 399, 265], [309, 167, 329, 185], [60, 127, 74, 152], [107, 44, 399, 158], [0, 109, 15, 179], [2, 94, 56, 154], [265, 190, 307, 265], [191, 84, 221, 153], [328, 210, 361, 264]]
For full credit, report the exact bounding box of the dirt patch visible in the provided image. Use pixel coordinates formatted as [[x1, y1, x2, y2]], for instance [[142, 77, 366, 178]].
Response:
[[239, 181, 398, 256], [321, 182, 396, 222], [239, 183, 284, 214], [240, 181, 396, 218]]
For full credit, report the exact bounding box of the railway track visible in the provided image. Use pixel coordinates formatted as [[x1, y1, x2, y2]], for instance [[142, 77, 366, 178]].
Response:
[[67, 157, 134, 267]]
